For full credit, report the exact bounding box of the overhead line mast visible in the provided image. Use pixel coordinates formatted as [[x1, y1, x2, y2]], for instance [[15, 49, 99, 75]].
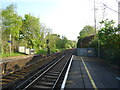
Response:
[[94, 0, 100, 58], [94, 0, 97, 34]]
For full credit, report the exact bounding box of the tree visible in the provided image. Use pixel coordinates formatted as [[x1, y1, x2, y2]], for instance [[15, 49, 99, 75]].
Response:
[[46, 34, 60, 49], [79, 20, 120, 65], [77, 25, 95, 48], [2, 4, 76, 55], [98, 19, 119, 49], [78, 25, 95, 39], [21, 14, 41, 50], [45, 34, 76, 53], [2, 4, 22, 53], [39, 25, 52, 49]]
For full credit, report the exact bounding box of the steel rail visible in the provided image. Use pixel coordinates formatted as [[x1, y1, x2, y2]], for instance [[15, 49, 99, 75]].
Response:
[[24, 54, 68, 89], [60, 55, 73, 90], [52, 54, 73, 89], [16, 54, 66, 89], [23, 50, 74, 89], [2, 51, 66, 89]]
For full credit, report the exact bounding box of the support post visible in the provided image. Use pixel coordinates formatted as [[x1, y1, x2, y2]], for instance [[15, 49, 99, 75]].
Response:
[[9, 34, 11, 54]]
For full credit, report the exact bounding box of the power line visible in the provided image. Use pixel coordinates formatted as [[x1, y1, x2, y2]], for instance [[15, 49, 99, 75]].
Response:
[[89, 0, 120, 14], [115, 0, 120, 4], [103, 3, 120, 14]]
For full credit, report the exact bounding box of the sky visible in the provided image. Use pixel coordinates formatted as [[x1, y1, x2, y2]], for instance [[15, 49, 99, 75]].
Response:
[[1, 0, 119, 41]]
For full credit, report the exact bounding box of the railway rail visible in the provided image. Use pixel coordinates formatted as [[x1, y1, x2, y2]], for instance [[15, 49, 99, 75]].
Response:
[[20, 49, 74, 89], [1, 50, 66, 89], [1, 49, 75, 89]]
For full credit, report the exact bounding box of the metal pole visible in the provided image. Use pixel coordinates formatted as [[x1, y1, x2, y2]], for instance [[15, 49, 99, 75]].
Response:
[[94, 0, 96, 34], [46, 39, 50, 55], [98, 40, 100, 58], [10, 34, 11, 54], [94, 0, 100, 58]]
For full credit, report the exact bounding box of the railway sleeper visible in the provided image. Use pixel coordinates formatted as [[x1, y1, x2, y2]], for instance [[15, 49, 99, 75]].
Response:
[[14, 72, 26, 75], [49, 69, 61, 72], [44, 75, 58, 79], [48, 71, 60, 74], [46, 73, 60, 76], [40, 77, 57, 82], [1, 79, 13, 82], [36, 81, 54, 86], [3, 76, 17, 79], [0, 82, 7, 85], [12, 74, 24, 77], [32, 82, 53, 88], [31, 84, 51, 89]]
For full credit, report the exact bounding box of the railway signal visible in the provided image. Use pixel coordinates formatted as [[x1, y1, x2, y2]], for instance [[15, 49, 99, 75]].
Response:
[[46, 39, 50, 55]]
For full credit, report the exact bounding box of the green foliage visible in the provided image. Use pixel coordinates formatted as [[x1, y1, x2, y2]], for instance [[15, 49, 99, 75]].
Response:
[[98, 19, 120, 49], [78, 25, 95, 39], [37, 49, 47, 55], [50, 48, 60, 53], [97, 20, 120, 65], [45, 34, 76, 53], [77, 25, 95, 48], [46, 34, 60, 49], [77, 19, 120, 65], [21, 14, 41, 49], [1, 4, 76, 57], [0, 52, 25, 58], [2, 4, 22, 53]]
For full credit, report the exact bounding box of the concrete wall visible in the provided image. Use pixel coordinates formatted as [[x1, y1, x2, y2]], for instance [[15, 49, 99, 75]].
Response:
[[77, 48, 95, 57], [0, 54, 43, 74]]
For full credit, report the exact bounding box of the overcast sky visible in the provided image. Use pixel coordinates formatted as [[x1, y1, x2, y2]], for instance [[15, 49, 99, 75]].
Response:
[[1, 0, 119, 41]]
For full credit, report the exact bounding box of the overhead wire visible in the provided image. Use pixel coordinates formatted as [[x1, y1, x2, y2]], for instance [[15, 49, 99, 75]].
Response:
[[89, 0, 120, 14], [89, 0, 119, 27], [115, 0, 120, 4], [103, 3, 120, 14]]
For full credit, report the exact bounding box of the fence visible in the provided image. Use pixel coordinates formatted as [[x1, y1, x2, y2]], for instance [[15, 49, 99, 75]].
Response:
[[98, 48, 120, 65]]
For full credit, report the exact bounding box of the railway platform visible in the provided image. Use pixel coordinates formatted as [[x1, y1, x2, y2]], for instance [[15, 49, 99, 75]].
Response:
[[62, 55, 119, 89]]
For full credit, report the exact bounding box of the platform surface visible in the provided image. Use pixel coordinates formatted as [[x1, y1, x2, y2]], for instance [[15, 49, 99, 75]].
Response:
[[65, 56, 119, 89]]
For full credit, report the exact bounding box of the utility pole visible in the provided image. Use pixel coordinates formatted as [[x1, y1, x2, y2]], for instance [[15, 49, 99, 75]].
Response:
[[94, 0, 100, 58], [118, 1, 120, 34], [94, 0, 97, 34]]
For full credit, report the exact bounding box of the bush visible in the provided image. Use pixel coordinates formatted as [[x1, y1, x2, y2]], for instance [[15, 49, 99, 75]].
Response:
[[37, 49, 47, 55]]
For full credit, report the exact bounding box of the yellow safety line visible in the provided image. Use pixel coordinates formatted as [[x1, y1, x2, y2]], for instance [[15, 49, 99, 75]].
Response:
[[81, 57, 98, 90]]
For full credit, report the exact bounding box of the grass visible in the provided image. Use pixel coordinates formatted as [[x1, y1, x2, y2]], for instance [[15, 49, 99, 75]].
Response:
[[37, 49, 47, 55], [0, 52, 25, 58], [37, 48, 62, 55]]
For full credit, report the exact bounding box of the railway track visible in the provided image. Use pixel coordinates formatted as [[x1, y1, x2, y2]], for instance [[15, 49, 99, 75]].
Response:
[[1, 50, 71, 89], [1, 49, 75, 89], [21, 49, 74, 89]]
